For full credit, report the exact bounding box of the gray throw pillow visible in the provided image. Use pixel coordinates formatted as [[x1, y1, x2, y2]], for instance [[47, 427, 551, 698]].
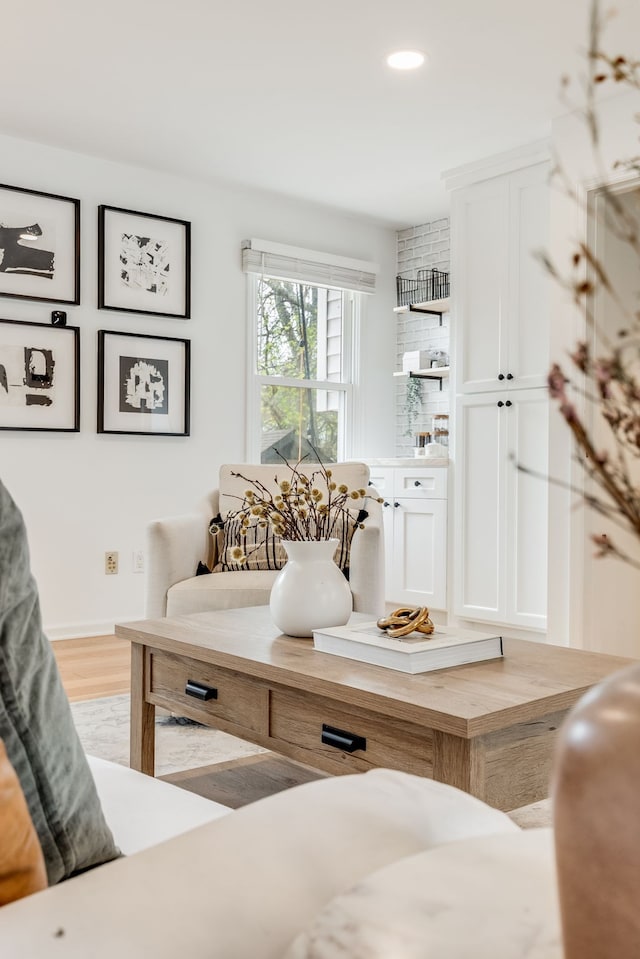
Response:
[[0, 477, 120, 884]]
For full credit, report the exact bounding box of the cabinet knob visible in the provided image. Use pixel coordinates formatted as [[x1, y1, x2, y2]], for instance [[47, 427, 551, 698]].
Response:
[[498, 373, 505, 381], [506, 373, 514, 380], [394, 501, 400, 508], [497, 401, 504, 408], [506, 400, 513, 407], [383, 500, 390, 507], [414, 480, 421, 487]]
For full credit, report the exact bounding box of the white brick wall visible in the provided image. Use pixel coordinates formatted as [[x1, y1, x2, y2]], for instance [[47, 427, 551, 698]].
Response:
[[395, 218, 451, 457]]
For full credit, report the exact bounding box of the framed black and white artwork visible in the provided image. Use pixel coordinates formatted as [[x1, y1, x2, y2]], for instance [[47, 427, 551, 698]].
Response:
[[97, 330, 190, 436], [98, 205, 191, 318], [0, 318, 80, 431], [0, 184, 80, 304]]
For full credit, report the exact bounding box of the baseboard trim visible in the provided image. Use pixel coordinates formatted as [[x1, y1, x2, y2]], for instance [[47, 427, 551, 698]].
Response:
[[46, 619, 123, 641]]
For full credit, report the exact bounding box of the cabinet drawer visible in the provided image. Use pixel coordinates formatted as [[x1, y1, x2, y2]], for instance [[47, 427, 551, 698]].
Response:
[[395, 468, 447, 499], [269, 688, 433, 776], [149, 650, 268, 734], [368, 471, 392, 497]]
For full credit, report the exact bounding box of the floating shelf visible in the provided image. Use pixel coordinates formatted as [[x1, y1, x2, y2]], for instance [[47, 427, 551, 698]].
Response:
[[393, 296, 451, 319], [393, 367, 450, 391]]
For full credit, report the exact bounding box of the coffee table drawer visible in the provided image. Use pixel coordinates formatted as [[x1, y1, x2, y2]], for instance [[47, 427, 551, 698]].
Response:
[[269, 688, 433, 776], [149, 650, 268, 734]]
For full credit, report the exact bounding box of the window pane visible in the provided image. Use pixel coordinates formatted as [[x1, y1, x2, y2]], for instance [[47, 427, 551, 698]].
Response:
[[256, 278, 343, 381], [260, 385, 342, 463]]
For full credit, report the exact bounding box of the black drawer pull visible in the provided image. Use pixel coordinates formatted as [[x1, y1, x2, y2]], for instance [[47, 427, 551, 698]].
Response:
[[321, 723, 366, 753], [185, 679, 218, 701]]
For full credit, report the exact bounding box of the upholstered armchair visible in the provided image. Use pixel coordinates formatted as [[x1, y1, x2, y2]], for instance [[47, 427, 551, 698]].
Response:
[[144, 462, 385, 621]]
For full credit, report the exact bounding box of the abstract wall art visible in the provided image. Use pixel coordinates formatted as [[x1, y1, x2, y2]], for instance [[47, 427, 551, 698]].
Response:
[[98, 206, 190, 318], [0, 184, 80, 304], [0, 318, 80, 431], [97, 330, 190, 435]]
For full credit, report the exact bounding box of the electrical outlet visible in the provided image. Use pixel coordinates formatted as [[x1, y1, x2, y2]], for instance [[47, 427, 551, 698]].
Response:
[[133, 549, 145, 573], [105, 551, 118, 575]]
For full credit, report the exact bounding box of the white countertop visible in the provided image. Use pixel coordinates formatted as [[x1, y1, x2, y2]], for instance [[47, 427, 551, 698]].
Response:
[[365, 457, 449, 468]]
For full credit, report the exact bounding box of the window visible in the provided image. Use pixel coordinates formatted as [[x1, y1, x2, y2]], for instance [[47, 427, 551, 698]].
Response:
[[243, 239, 378, 464], [249, 275, 356, 463]]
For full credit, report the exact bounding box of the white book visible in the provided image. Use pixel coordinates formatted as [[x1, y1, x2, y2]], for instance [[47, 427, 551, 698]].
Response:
[[312, 622, 504, 674]]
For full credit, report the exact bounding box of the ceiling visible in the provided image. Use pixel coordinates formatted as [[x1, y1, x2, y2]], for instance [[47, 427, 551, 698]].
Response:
[[3, 0, 639, 228]]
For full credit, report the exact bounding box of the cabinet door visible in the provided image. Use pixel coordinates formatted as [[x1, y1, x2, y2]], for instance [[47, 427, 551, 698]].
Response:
[[504, 388, 548, 629], [506, 163, 551, 390], [454, 392, 507, 622], [452, 177, 509, 393], [389, 497, 447, 609], [368, 468, 395, 597]]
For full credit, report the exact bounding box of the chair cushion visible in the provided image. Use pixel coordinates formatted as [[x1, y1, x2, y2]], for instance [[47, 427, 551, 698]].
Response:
[[0, 477, 120, 885], [166, 569, 279, 616]]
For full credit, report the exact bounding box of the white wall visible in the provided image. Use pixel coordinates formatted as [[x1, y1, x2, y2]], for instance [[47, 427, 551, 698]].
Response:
[[548, 89, 640, 653], [0, 133, 397, 638]]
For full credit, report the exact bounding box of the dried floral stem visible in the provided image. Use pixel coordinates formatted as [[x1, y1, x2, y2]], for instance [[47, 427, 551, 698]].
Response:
[[533, 0, 640, 565], [227, 450, 381, 550]]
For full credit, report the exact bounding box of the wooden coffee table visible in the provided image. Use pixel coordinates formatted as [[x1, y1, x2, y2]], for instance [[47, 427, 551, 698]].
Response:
[[115, 606, 633, 811]]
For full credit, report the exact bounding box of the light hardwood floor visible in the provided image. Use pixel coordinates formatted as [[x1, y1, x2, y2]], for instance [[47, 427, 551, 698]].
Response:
[[52, 635, 130, 702]]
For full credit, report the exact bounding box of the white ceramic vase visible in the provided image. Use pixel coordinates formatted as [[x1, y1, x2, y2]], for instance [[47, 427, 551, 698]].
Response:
[[269, 538, 352, 638]]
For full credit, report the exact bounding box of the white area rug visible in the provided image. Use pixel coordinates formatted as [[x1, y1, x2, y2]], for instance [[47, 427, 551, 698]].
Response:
[[70, 694, 267, 777]]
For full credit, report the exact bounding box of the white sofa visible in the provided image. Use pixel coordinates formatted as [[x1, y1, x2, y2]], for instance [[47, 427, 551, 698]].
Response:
[[145, 462, 385, 620], [0, 759, 550, 957]]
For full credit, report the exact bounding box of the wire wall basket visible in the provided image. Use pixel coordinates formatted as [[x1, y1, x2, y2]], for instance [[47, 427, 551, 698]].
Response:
[[396, 268, 450, 307]]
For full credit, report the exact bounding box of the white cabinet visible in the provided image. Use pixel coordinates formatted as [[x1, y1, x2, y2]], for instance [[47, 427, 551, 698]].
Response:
[[454, 388, 548, 630], [449, 149, 551, 632], [368, 465, 447, 610], [451, 162, 550, 395]]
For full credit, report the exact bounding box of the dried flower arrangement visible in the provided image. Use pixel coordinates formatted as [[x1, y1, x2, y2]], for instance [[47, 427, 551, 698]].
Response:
[[525, 1, 640, 569], [225, 455, 381, 565]]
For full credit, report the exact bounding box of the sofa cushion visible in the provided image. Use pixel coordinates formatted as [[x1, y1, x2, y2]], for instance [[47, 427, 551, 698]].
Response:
[[0, 477, 120, 885], [0, 737, 47, 905], [166, 569, 279, 616], [0, 770, 520, 957], [285, 830, 558, 959], [87, 756, 231, 855]]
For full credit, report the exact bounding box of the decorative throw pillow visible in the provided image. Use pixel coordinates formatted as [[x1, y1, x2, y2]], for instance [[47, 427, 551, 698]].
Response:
[[211, 510, 368, 576], [0, 737, 47, 905], [0, 476, 120, 885]]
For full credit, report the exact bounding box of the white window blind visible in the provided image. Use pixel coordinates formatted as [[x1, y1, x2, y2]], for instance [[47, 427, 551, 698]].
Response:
[[241, 238, 378, 294]]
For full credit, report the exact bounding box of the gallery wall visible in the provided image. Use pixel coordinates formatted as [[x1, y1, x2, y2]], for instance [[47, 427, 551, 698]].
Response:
[[0, 132, 397, 638]]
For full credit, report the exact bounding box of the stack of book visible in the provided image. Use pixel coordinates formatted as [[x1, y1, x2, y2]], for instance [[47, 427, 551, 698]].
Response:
[[312, 621, 503, 674]]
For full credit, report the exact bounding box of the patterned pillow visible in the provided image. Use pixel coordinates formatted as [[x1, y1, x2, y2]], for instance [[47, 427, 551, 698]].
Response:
[[210, 510, 367, 575]]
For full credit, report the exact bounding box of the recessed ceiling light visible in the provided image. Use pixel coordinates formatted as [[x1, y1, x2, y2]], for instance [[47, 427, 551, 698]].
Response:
[[387, 50, 426, 71]]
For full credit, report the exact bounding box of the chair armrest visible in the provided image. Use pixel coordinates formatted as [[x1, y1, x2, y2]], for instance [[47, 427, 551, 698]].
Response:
[[349, 495, 385, 617], [144, 500, 217, 619]]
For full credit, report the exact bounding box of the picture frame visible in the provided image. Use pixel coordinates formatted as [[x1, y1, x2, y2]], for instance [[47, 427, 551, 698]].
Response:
[[98, 205, 191, 318], [97, 330, 190, 436], [0, 318, 80, 431], [0, 183, 80, 304]]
